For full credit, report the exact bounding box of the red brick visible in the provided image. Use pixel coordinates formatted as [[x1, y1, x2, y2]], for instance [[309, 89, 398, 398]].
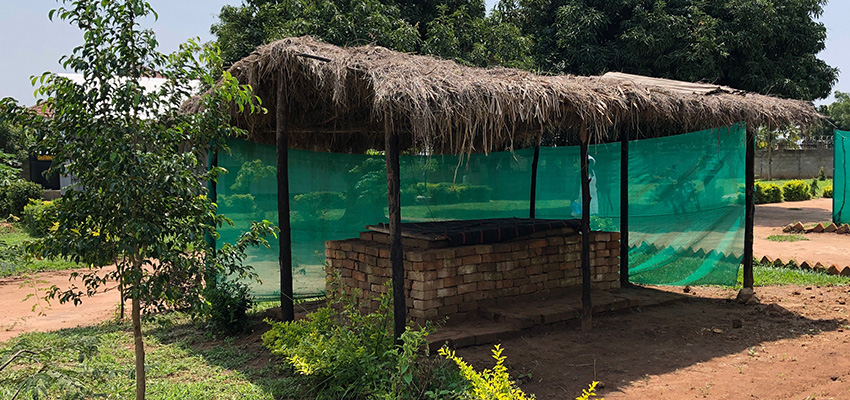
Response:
[[478, 263, 497, 272], [438, 304, 459, 315], [457, 283, 477, 295], [437, 287, 457, 298], [413, 299, 442, 310], [359, 232, 374, 241], [458, 265, 477, 275], [435, 248, 456, 259], [482, 253, 501, 263], [493, 243, 512, 253], [477, 281, 495, 291], [462, 254, 483, 265], [443, 295, 462, 305], [463, 291, 485, 302], [474, 245, 494, 254], [463, 273, 484, 283], [547, 237, 565, 246], [441, 276, 463, 287], [437, 268, 457, 279], [456, 246, 476, 257]]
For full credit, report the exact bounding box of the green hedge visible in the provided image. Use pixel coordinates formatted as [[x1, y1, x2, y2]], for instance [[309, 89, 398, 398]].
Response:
[[823, 185, 833, 198], [782, 180, 812, 202], [21, 199, 58, 237], [292, 191, 346, 220], [754, 182, 782, 204], [0, 180, 43, 218], [402, 182, 493, 205]]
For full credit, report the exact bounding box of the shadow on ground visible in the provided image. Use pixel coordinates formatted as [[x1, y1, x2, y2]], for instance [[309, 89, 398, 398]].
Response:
[[451, 289, 846, 399]]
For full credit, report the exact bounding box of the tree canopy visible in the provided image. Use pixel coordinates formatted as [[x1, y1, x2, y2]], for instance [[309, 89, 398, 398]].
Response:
[[211, 0, 533, 69], [825, 91, 850, 131], [212, 0, 837, 101]]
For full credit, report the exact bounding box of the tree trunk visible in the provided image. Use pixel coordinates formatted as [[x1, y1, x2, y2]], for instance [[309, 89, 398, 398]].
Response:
[[132, 296, 145, 400]]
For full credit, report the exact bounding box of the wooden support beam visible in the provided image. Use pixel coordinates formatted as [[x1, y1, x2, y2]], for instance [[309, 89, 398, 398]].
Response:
[[580, 121, 593, 332], [744, 125, 755, 289], [529, 135, 541, 218], [277, 80, 294, 321], [385, 120, 405, 344], [620, 130, 630, 287]]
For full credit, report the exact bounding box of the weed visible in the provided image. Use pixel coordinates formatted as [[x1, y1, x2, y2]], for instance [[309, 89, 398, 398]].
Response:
[[766, 234, 808, 242]]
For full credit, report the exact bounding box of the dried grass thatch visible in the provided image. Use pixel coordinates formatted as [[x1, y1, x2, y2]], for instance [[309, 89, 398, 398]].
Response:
[[181, 36, 821, 154]]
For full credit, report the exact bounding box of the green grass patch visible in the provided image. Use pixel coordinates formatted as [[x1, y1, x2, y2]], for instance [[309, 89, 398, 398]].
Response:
[[0, 224, 79, 277], [0, 312, 299, 399], [737, 263, 850, 287], [766, 234, 809, 242]]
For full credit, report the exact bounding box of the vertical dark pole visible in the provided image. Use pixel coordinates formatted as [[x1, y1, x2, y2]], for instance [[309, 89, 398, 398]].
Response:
[[385, 120, 405, 344], [529, 135, 541, 218], [619, 129, 629, 287], [580, 121, 593, 332], [743, 125, 755, 289], [277, 80, 294, 321]]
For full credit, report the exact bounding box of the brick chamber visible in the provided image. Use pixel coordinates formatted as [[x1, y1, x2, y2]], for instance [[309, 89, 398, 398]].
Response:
[[325, 226, 620, 325]]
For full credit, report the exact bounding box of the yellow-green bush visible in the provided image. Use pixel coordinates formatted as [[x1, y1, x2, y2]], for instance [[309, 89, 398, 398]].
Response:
[[782, 180, 812, 202], [823, 185, 833, 198], [754, 182, 782, 204]]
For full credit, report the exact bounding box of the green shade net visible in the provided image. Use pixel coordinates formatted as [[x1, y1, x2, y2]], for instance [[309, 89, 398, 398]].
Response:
[[835, 130, 850, 224], [217, 125, 745, 299]]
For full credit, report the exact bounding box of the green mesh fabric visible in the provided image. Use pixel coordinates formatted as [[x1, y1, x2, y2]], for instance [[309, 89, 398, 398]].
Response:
[[217, 125, 745, 299], [836, 130, 850, 224]]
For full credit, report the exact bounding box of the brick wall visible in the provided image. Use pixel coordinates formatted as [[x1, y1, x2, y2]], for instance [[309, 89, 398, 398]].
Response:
[[325, 227, 621, 325]]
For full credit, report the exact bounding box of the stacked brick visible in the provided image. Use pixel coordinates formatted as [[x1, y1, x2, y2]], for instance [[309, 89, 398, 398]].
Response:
[[325, 227, 621, 325]]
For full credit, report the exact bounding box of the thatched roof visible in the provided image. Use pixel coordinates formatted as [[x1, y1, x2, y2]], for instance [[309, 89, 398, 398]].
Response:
[[182, 36, 821, 154]]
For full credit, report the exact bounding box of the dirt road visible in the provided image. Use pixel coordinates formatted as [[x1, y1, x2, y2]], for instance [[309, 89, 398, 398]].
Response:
[[0, 267, 119, 342]]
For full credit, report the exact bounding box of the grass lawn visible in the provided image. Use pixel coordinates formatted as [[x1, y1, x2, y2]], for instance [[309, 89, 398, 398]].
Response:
[[0, 224, 79, 277], [0, 312, 300, 400], [737, 263, 850, 287]]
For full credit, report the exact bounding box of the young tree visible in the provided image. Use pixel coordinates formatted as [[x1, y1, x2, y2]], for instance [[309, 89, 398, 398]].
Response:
[[2, 1, 272, 399]]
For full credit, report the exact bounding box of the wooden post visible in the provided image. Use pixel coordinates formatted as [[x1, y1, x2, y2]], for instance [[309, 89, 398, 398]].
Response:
[[529, 135, 541, 218], [277, 79, 294, 321], [385, 119, 405, 344], [743, 125, 755, 289], [619, 129, 629, 287], [580, 121, 593, 331]]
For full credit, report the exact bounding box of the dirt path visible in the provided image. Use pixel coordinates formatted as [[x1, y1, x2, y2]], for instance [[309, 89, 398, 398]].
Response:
[[0, 267, 120, 342], [457, 284, 850, 399], [754, 198, 850, 268]]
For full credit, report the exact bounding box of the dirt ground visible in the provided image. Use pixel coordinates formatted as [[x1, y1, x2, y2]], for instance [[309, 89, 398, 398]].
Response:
[[457, 284, 850, 399], [0, 266, 119, 342], [754, 198, 850, 268]]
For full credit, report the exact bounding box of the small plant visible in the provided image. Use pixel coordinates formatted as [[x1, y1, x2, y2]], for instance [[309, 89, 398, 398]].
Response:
[[439, 344, 536, 400], [766, 234, 808, 242], [262, 272, 448, 400], [809, 179, 819, 197], [818, 166, 827, 181], [781, 180, 812, 202], [200, 279, 254, 335], [823, 185, 833, 198], [754, 182, 782, 204]]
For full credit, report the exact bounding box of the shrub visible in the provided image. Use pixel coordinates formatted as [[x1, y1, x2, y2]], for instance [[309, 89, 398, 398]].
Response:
[[782, 180, 812, 202], [403, 182, 493, 205], [21, 199, 58, 237], [200, 279, 254, 335], [439, 344, 535, 400], [262, 273, 458, 400], [292, 191, 346, 220], [823, 185, 833, 198], [810, 179, 819, 197], [754, 182, 782, 204], [818, 166, 827, 181], [0, 180, 43, 217]]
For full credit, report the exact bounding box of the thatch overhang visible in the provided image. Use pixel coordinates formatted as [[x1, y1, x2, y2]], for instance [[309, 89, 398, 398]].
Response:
[[181, 36, 821, 154]]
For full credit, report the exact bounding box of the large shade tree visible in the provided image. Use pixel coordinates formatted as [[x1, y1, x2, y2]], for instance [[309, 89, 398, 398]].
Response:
[[502, 0, 837, 100], [211, 0, 533, 69]]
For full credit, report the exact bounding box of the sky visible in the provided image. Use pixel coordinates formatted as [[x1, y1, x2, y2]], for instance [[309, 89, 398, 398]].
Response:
[[0, 0, 847, 106]]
